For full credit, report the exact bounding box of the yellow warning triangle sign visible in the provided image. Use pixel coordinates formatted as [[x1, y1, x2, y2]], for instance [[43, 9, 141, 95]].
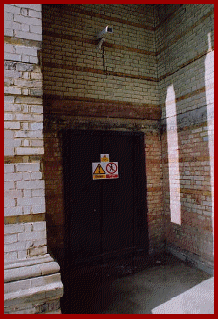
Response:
[[94, 164, 105, 174]]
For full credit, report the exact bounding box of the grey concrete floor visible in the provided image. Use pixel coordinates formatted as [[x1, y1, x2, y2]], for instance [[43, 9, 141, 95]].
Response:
[[61, 252, 212, 314]]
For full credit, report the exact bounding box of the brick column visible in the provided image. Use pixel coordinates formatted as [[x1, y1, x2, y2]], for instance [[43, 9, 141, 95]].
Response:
[[4, 4, 63, 314]]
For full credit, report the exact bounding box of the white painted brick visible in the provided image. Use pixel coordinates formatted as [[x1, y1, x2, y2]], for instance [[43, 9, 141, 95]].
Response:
[[4, 104, 16, 113], [4, 172, 23, 181], [4, 52, 22, 62], [4, 96, 15, 104], [4, 234, 18, 244], [4, 121, 20, 130], [15, 113, 32, 121], [4, 251, 18, 263], [4, 44, 16, 54], [20, 7, 28, 16], [30, 106, 43, 114], [4, 241, 26, 252], [16, 180, 45, 190], [4, 12, 13, 21], [13, 14, 41, 26], [14, 30, 42, 41], [21, 23, 30, 32], [32, 204, 46, 214], [16, 163, 40, 172], [21, 55, 30, 63], [21, 123, 28, 130], [33, 221, 46, 232], [4, 28, 13, 37], [23, 172, 31, 180], [18, 230, 46, 242], [4, 181, 15, 191], [30, 25, 41, 34], [30, 73, 42, 80], [23, 206, 31, 215], [29, 56, 38, 64], [16, 147, 44, 155], [32, 189, 44, 197], [17, 197, 45, 207], [15, 46, 38, 56], [27, 131, 43, 138], [31, 140, 44, 147], [31, 172, 42, 180], [4, 87, 22, 95], [17, 250, 28, 260], [4, 224, 25, 235], [14, 4, 41, 12], [4, 198, 16, 208], [4, 138, 21, 148], [28, 9, 41, 19], [4, 4, 21, 15], [24, 223, 33, 232], [4, 190, 22, 199], [4, 164, 15, 174], [23, 189, 31, 198], [4, 206, 22, 217], [4, 113, 14, 121], [5, 20, 22, 32], [30, 123, 43, 130], [4, 147, 14, 156], [23, 140, 30, 147]]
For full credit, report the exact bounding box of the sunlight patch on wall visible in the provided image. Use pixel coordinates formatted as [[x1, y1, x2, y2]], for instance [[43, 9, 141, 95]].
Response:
[[166, 84, 181, 225]]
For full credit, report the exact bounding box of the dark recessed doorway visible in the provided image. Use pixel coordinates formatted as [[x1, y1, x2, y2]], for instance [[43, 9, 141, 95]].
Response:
[[61, 129, 149, 313]]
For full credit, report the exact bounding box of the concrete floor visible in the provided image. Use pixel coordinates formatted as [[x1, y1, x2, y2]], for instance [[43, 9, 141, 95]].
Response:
[[61, 252, 213, 314]]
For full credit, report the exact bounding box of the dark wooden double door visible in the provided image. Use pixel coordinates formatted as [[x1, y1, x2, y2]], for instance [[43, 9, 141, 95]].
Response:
[[62, 130, 149, 267]]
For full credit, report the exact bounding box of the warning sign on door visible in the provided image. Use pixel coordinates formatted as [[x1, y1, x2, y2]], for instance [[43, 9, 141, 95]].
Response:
[[92, 155, 118, 180], [93, 163, 106, 175], [100, 154, 109, 162]]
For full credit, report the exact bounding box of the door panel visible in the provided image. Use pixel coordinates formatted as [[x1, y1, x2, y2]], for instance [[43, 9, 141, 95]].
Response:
[[62, 130, 148, 266], [63, 131, 102, 263], [101, 133, 134, 255]]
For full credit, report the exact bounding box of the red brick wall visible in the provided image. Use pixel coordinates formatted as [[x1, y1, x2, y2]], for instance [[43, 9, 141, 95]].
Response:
[[157, 4, 214, 269], [162, 123, 213, 266]]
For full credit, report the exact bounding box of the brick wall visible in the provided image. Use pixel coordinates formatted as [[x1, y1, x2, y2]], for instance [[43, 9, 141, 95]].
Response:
[[5, 4, 214, 280], [42, 4, 159, 106], [156, 4, 214, 269], [4, 4, 63, 314], [42, 4, 164, 260], [4, 3, 46, 263], [42, 5, 214, 269]]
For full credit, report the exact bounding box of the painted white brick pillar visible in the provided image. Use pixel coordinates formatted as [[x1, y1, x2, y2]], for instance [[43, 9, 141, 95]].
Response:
[[4, 4, 63, 314]]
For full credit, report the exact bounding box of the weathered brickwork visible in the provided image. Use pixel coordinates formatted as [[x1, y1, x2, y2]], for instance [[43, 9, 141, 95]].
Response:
[[42, 4, 159, 106], [41, 4, 214, 270], [157, 4, 214, 269], [4, 3, 214, 314], [4, 4, 63, 314], [42, 4, 164, 260]]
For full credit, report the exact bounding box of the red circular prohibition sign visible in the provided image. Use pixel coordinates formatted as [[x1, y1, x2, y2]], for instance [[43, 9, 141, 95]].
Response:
[[106, 162, 117, 174]]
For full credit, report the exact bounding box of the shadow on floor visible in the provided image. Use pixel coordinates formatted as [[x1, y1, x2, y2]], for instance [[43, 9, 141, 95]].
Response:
[[60, 252, 211, 314]]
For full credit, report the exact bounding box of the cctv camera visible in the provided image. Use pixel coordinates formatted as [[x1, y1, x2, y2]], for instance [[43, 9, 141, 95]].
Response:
[[97, 26, 113, 39]]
